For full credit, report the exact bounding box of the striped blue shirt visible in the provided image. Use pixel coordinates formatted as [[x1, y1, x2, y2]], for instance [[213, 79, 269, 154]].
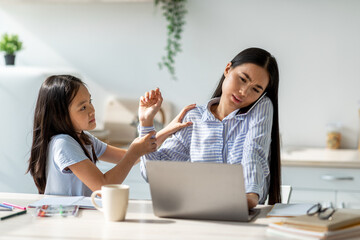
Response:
[[140, 96, 273, 203]]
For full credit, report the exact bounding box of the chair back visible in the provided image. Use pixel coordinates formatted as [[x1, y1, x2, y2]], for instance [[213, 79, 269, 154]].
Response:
[[281, 185, 292, 204]]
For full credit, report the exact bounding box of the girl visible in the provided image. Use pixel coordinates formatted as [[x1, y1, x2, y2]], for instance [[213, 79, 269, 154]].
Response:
[[138, 47, 281, 209], [27, 75, 192, 196]]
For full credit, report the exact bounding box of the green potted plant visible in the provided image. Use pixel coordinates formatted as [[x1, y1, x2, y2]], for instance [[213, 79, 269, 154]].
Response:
[[0, 33, 23, 65], [155, 0, 187, 80]]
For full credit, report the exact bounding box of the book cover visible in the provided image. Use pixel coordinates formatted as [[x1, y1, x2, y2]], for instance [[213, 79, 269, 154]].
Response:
[[268, 221, 360, 240], [284, 210, 360, 231], [267, 203, 315, 217]]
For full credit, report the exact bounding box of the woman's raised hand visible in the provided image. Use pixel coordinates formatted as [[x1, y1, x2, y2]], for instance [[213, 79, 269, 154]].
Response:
[[138, 88, 163, 127]]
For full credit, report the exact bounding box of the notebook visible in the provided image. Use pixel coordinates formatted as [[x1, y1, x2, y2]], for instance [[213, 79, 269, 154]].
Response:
[[268, 221, 360, 240], [267, 203, 315, 217], [146, 161, 260, 222], [283, 209, 360, 232]]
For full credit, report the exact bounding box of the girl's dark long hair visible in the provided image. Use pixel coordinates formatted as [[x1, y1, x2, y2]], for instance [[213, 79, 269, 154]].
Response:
[[212, 47, 281, 204], [27, 75, 98, 194]]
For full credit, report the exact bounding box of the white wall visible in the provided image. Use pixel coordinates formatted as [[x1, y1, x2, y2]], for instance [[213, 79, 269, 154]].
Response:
[[0, 0, 360, 192]]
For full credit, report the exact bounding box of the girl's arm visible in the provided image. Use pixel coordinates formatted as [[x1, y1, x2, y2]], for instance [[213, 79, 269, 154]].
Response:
[[68, 131, 156, 192], [99, 103, 196, 165], [99, 145, 127, 164], [155, 104, 195, 146], [139, 88, 195, 145], [99, 145, 142, 165]]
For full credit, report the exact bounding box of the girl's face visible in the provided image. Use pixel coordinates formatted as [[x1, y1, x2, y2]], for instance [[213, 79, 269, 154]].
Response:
[[221, 63, 269, 111], [69, 85, 96, 134]]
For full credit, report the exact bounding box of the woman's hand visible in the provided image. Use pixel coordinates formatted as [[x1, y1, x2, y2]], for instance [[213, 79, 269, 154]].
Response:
[[246, 193, 259, 209], [138, 88, 163, 127], [156, 104, 196, 146], [127, 131, 157, 159]]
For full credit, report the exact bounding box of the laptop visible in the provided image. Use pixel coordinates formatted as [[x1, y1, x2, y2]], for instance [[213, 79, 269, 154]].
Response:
[[146, 161, 261, 222]]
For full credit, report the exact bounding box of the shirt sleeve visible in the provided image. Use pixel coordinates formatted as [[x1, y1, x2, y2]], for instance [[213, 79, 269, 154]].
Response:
[[241, 98, 273, 202], [139, 124, 192, 181], [51, 135, 91, 174]]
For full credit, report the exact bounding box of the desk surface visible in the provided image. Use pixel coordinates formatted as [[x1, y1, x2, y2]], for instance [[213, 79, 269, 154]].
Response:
[[0, 192, 284, 240]]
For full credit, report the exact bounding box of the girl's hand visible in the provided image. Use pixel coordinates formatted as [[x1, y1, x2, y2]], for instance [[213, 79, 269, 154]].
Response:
[[156, 104, 196, 146], [138, 88, 163, 127], [127, 131, 157, 158]]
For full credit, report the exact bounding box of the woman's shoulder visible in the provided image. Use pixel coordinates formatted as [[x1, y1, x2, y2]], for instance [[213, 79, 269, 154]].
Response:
[[249, 95, 273, 113], [258, 95, 273, 108], [246, 96, 274, 121], [182, 105, 205, 121]]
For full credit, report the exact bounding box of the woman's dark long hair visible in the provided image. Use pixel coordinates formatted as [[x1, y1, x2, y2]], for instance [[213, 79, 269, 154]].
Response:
[[212, 47, 281, 204], [27, 75, 98, 194]]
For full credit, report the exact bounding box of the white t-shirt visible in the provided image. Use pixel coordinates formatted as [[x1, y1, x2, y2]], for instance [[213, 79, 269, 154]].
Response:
[[44, 132, 107, 197]]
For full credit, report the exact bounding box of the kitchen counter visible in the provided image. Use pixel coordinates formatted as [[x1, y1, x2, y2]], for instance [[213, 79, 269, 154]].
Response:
[[281, 147, 360, 168]]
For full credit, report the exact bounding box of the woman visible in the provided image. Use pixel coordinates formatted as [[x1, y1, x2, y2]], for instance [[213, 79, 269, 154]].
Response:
[[139, 47, 281, 208]]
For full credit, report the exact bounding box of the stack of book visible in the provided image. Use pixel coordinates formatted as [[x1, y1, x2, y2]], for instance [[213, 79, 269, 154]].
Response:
[[267, 209, 360, 240]]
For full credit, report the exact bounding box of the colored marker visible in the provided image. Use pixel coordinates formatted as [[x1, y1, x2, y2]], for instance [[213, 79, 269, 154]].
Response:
[[0, 203, 13, 210], [59, 205, 63, 216], [38, 205, 48, 217], [2, 202, 26, 210], [0, 210, 27, 221]]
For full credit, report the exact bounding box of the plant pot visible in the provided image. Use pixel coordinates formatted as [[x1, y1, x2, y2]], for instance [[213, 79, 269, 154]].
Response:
[[4, 54, 15, 65]]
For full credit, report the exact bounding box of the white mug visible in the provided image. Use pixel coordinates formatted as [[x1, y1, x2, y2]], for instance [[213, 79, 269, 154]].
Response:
[[91, 184, 129, 221]]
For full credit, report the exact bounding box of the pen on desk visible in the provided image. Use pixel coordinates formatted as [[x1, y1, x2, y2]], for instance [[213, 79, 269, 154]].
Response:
[[0, 203, 13, 210], [0, 208, 12, 211], [2, 202, 27, 210], [0, 210, 27, 221]]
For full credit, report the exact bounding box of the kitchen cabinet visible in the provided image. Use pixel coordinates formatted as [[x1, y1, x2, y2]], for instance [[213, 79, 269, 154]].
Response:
[[281, 148, 360, 208]]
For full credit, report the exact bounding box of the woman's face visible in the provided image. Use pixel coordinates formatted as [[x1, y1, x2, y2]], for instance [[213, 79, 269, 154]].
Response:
[[221, 62, 269, 111], [68, 85, 96, 134]]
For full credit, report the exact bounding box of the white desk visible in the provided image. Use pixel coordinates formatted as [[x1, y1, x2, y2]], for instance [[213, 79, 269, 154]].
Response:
[[0, 192, 283, 240]]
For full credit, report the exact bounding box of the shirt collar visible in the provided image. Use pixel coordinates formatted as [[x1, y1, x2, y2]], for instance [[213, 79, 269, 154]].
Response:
[[201, 94, 266, 122], [201, 98, 240, 122]]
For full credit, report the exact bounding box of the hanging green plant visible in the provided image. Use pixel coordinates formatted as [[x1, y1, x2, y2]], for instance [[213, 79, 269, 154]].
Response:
[[155, 0, 187, 80]]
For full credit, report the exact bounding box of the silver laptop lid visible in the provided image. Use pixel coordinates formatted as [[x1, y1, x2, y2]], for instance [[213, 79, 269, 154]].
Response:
[[147, 161, 254, 222]]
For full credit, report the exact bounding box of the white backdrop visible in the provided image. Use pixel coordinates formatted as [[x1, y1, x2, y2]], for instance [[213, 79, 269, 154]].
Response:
[[0, 0, 360, 193]]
